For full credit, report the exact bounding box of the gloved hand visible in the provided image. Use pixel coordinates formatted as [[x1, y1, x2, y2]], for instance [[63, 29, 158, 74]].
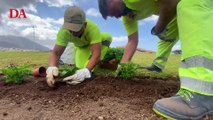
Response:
[[151, 26, 176, 42], [63, 68, 91, 85], [46, 66, 59, 87]]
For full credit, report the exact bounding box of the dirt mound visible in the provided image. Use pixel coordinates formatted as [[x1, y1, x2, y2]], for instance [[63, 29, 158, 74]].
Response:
[[0, 76, 212, 120]]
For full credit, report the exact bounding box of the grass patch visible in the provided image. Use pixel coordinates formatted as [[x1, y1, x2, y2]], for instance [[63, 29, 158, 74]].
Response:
[[0, 51, 49, 70], [132, 51, 181, 78], [0, 51, 181, 78]]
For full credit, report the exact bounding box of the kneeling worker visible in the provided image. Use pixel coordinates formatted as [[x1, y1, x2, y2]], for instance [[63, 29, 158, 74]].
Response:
[[46, 6, 112, 87]]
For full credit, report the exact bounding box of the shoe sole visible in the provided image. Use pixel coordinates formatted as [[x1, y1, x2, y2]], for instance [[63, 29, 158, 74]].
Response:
[[153, 103, 213, 120], [153, 108, 176, 120]]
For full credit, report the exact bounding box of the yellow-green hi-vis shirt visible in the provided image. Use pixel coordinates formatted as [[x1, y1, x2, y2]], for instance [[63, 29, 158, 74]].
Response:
[[56, 19, 102, 47], [122, 0, 160, 36]]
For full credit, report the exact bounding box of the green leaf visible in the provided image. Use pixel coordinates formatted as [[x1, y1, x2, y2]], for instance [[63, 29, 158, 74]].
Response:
[[116, 62, 140, 80], [0, 65, 31, 84], [59, 66, 78, 77], [102, 48, 124, 64]]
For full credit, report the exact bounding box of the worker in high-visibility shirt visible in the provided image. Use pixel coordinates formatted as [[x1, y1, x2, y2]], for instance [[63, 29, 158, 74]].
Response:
[[98, 0, 213, 119], [46, 6, 112, 87], [99, 0, 179, 73]]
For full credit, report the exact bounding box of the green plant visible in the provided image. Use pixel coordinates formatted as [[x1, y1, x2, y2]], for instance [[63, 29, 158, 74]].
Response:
[[59, 66, 78, 77], [116, 62, 140, 79], [0, 65, 32, 84], [102, 48, 124, 64]]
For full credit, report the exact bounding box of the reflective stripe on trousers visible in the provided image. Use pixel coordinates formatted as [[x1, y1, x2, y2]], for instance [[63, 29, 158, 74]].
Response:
[[153, 17, 179, 70], [179, 56, 213, 95], [177, 0, 213, 95]]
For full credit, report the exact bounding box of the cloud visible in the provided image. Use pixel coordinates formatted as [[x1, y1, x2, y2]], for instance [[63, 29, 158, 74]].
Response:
[[21, 27, 58, 41], [0, 0, 112, 49], [86, 8, 101, 17], [23, 4, 38, 13], [143, 15, 158, 22], [2, 13, 52, 28], [0, 0, 39, 13], [2, 11, 64, 28], [44, 0, 74, 7], [0, 26, 20, 37], [77, 0, 92, 3], [0, 0, 74, 15], [0, 0, 68, 50], [139, 15, 158, 26], [46, 17, 64, 26], [112, 36, 128, 42], [0, 11, 60, 43], [0, 0, 66, 27], [110, 36, 128, 47]]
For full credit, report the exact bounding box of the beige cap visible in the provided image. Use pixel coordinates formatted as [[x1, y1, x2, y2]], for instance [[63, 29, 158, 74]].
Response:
[[63, 6, 86, 32]]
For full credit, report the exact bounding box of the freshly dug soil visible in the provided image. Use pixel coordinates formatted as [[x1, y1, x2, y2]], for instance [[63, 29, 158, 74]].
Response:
[[0, 75, 212, 120]]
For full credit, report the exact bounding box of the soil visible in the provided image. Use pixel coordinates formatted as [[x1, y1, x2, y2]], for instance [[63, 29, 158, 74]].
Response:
[[99, 59, 118, 70], [0, 75, 212, 120]]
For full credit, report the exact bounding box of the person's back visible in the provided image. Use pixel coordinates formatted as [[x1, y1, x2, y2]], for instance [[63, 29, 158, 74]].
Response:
[[123, 0, 159, 20]]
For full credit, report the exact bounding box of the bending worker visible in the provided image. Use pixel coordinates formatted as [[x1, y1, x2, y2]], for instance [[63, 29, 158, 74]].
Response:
[[98, 0, 213, 119], [46, 6, 112, 87], [98, 0, 179, 73]]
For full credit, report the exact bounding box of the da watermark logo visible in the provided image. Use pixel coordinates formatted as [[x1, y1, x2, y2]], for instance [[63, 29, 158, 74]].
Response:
[[9, 9, 27, 19]]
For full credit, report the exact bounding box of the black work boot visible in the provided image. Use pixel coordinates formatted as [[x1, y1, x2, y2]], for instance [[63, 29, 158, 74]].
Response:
[[142, 64, 162, 72], [153, 89, 213, 120]]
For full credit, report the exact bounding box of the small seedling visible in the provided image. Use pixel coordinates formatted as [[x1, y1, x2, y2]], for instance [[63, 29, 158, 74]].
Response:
[[116, 62, 140, 80], [102, 48, 124, 64], [59, 66, 78, 77], [0, 64, 32, 84]]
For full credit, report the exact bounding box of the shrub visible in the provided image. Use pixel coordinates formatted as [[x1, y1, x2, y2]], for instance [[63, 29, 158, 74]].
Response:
[[59, 66, 78, 77], [1, 64, 32, 84], [102, 48, 124, 64], [116, 62, 140, 80]]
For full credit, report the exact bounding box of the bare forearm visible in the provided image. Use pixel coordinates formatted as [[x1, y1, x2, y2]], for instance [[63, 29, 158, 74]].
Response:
[[86, 55, 100, 71], [121, 32, 138, 63], [86, 43, 101, 71], [155, 0, 179, 32], [48, 45, 66, 67], [48, 52, 60, 67]]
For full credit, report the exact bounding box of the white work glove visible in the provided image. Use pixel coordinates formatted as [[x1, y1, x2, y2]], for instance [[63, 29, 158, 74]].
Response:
[[63, 68, 91, 85], [151, 27, 176, 42], [46, 66, 59, 87], [117, 64, 121, 70], [115, 64, 122, 76]]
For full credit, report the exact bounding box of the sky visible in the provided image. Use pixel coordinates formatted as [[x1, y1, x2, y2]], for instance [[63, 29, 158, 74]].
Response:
[[0, 0, 180, 51]]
